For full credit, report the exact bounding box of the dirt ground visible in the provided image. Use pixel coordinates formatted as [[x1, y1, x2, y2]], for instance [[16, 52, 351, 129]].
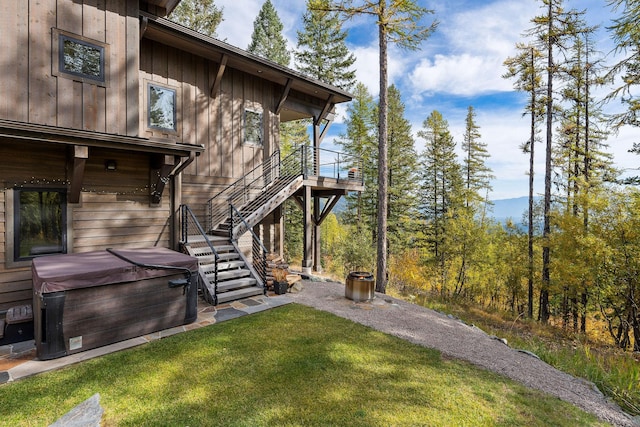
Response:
[[288, 279, 638, 427]]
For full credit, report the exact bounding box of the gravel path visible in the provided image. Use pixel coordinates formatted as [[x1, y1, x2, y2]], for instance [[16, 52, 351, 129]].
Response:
[[287, 280, 638, 427]]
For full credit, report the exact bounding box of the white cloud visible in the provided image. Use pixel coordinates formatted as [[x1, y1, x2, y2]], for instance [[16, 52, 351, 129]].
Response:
[[409, 53, 513, 96]]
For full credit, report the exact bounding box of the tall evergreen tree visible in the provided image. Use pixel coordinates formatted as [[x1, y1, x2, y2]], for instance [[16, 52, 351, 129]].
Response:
[[311, 0, 438, 293], [335, 83, 378, 235], [555, 25, 613, 332], [418, 110, 463, 294], [456, 106, 493, 296], [295, 0, 357, 90], [503, 42, 546, 319], [527, 0, 585, 323], [461, 106, 493, 210], [247, 0, 290, 67], [386, 85, 419, 252], [169, 0, 223, 37]]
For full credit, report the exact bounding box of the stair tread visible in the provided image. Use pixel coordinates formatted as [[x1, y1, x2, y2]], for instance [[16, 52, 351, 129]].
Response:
[[214, 269, 251, 281], [184, 235, 229, 244], [216, 287, 264, 304], [206, 260, 245, 270], [215, 277, 257, 291]]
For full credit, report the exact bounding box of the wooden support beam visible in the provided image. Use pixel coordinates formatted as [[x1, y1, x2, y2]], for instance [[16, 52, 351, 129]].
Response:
[[69, 145, 88, 204], [302, 185, 313, 274], [150, 155, 176, 204], [275, 78, 292, 115], [313, 196, 322, 272], [140, 16, 149, 40], [210, 54, 228, 98], [315, 95, 335, 126], [315, 195, 342, 226]]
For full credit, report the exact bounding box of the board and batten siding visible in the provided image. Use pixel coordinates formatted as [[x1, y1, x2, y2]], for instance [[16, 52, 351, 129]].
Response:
[[0, 0, 140, 136], [139, 39, 281, 214]]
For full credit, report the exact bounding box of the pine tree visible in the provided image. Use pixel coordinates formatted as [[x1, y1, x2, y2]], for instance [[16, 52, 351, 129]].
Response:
[[386, 85, 419, 252], [555, 25, 613, 332], [335, 83, 378, 236], [247, 0, 290, 67], [418, 110, 463, 295], [169, 0, 223, 37], [295, 0, 357, 90], [503, 42, 546, 319], [454, 106, 493, 296], [461, 106, 493, 211], [527, 0, 586, 323], [311, 0, 438, 293]]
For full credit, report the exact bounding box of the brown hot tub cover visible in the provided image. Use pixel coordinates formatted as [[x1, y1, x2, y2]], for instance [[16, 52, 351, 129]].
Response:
[[32, 247, 198, 294]]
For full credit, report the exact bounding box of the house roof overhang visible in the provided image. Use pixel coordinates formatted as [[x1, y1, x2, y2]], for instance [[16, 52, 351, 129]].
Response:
[[143, 0, 182, 16], [0, 119, 204, 157], [139, 12, 353, 122]]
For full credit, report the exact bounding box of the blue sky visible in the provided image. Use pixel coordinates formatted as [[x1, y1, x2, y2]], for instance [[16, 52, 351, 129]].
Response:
[[211, 0, 637, 200]]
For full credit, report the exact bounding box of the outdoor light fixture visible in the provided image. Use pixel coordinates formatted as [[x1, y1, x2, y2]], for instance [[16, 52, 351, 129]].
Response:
[[105, 160, 117, 171]]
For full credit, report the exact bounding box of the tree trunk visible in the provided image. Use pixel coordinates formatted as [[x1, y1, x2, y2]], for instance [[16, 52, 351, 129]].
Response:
[[375, 3, 389, 294], [540, 0, 553, 324], [528, 47, 536, 320]]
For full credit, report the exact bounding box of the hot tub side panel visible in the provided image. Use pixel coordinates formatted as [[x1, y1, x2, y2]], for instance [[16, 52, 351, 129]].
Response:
[[35, 272, 197, 360]]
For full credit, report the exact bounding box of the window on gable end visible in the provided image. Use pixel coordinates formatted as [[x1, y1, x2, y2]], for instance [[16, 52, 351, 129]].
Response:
[[244, 109, 263, 146]]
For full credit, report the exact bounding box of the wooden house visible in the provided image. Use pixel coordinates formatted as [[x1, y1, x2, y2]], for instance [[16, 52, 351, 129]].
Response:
[[0, 0, 362, 322]]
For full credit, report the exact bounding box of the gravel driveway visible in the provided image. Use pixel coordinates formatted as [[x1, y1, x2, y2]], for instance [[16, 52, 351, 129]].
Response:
[[287, 280, 638, 427]]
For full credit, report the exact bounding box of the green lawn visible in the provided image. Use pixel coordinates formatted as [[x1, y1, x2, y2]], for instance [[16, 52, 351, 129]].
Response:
[[0, 304, 607, 426]]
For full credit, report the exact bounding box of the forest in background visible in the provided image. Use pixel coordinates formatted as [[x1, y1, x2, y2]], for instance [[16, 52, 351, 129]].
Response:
[[170, 0, 640, 354]]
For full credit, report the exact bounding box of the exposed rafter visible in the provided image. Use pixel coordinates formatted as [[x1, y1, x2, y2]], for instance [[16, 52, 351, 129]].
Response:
[[210, 54, 228, 98], [140, 16, 149, 40], [315, 95, 335, 126], [275, 78, 293, 115]]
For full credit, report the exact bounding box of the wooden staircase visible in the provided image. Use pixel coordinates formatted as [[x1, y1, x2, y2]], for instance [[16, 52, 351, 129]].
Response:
[[182, 234, 264, 304]]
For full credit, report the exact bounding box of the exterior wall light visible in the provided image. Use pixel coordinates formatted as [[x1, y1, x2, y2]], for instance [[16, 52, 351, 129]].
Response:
[[105, 160, 117, 171]]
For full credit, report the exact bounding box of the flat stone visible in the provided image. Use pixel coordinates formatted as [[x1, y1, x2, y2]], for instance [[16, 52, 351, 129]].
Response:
[[49, 393, 103, 427], [215, 307, 245, 322]]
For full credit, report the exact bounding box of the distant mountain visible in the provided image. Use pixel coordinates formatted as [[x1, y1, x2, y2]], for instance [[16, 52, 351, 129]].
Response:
[[330, 195, 538, 226], [489, 196, 540, 225]]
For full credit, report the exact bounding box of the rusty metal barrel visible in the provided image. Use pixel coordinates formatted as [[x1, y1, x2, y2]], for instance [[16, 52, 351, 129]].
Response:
[[345, 271, 375, 302]]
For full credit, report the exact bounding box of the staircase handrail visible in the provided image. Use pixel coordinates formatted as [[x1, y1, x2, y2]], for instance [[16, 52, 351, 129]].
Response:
[[229, 204, 268, 287], [206, 149, 284, 231], [205, 145, 363, 232], [180, 204, 220, 304]]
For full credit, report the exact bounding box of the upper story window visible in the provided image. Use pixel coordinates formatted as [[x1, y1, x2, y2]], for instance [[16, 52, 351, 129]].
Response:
[[148, 83, 177, 132], [53, 29, 108, 86], [244, 109, 263, 146], [13, 189, 67, 262]]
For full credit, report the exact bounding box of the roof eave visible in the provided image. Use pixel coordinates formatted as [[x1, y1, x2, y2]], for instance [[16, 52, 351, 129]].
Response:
[[139, 12, 353, 105]]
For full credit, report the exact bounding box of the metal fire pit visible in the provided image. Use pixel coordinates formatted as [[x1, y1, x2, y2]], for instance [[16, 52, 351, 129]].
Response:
[[345, 271, 375, 302]]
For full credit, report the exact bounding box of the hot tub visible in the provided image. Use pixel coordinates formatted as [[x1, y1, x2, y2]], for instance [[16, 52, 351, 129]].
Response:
[[32, 247, 198, 360]]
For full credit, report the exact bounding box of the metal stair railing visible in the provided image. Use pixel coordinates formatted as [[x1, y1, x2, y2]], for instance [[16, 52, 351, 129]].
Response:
[[205, 145, 363, 234], [206, 150, 283, 232], [180, 204, 220, 305], [230, 204, 267, 288]]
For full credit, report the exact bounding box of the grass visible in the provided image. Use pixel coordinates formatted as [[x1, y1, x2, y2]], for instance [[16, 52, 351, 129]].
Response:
[[0, 304, 607, 426], [396, 290, 640, 417]]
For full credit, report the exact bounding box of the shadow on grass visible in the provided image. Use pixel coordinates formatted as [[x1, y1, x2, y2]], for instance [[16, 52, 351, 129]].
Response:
[[0, 304, 607, 426]]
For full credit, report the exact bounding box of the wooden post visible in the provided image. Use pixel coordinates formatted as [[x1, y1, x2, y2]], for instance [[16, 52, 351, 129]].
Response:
[[313, 196, 322, 273], [302, 185, 313, 275]]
